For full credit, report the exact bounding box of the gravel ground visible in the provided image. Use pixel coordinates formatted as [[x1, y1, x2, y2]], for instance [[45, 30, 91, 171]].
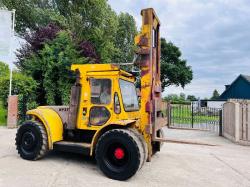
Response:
[[0, 126, 250, 187]]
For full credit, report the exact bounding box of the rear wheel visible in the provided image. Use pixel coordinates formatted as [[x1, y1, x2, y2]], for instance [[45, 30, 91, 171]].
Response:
[[95, 129, 143, 180], [15, 120, 48, 160]]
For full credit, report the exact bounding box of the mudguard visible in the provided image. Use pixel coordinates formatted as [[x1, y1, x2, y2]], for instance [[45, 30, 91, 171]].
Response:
[[26, 107, 64, 149]]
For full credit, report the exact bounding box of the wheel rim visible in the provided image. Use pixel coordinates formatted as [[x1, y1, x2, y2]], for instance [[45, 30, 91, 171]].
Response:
[[21, 131, 38, 152], [114, 148, 125, 160], [104, 142, 130, 171]]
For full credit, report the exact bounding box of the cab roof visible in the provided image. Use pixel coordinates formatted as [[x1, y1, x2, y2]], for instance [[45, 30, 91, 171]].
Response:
[[71, 64, 135, 81]]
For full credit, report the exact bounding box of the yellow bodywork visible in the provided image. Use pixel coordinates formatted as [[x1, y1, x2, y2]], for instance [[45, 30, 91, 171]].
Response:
[[70, 64, 139, 130], [27, 107, 63, 149]]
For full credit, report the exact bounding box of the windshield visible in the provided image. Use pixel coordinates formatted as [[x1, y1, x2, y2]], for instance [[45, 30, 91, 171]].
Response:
[[119, 79, 139, 112]]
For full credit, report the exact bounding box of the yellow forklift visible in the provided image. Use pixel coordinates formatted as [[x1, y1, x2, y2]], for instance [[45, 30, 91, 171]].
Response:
[[15, 8, 167, 180]]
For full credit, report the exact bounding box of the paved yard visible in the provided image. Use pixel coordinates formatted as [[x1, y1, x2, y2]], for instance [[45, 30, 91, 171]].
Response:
[[0, 127, 250, 187]]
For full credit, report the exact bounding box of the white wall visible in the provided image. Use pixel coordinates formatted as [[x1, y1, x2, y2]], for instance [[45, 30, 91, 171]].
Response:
[[207, 101, 225, 108]]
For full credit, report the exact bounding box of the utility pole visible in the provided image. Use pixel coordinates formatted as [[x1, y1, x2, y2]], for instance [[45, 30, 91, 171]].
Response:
[[9, 9, 15, 96], [5, 9, 18, 128]]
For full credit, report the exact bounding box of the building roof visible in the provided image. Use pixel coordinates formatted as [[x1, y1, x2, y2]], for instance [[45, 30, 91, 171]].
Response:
[[241, 74, 250, 83], [220, 74, 250, 99]]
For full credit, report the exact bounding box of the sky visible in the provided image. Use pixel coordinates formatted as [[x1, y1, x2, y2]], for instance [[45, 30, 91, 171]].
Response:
[[1, 1, 250, 99], [0, 9, 24, 68], [109, 0, 250, 98], [0, 36, 23, 68]]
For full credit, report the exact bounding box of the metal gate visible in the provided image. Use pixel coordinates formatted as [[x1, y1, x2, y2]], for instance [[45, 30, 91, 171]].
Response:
[[169, 103, 222, 134]]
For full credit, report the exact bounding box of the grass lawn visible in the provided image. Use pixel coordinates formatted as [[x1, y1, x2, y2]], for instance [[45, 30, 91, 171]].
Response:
[[0, 101, 7, 126]]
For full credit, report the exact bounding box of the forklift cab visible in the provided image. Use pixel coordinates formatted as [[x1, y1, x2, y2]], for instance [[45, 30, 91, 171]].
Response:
[[68, 64, 140, 131]]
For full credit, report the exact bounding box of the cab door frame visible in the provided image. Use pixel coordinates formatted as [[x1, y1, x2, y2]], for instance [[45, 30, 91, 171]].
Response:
[[77, 75, 114, 130]]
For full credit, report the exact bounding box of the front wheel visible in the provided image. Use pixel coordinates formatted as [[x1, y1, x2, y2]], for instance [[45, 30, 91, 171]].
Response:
[[15, 120, 49, 160], [95, 129, 144, 181]]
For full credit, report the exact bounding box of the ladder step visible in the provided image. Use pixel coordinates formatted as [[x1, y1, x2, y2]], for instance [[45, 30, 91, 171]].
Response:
[[53, 141, 91, 155]]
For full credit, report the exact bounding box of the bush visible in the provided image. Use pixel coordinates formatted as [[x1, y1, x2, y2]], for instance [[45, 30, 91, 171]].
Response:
[[0, 61, 9, 77], [0, 101, 7, 126], [22, 31, 88, 105], [0, 71, 38, 122]]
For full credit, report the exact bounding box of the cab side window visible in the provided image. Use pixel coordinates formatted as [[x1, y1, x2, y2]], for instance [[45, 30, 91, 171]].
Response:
[[114, 93, 121, 114], [90, 79, 111, 105], [90, 107, 110, 126]]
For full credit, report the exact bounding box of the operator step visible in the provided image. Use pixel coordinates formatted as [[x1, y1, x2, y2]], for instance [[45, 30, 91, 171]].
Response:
[[53, 141, 91, 155]]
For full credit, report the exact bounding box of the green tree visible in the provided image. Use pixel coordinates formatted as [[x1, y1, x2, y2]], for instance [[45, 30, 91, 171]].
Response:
[[161, 38, 193, 91], [3, 0, 121, 64], [0, 61, 10, 78], [23, 31, 88, 105], [114, 13, 137, 64], [187, 95, 197, 101], [163, 94, 179, 102], [2, 0, 66, 35], [65, 0, 119, 63], [211, 89, 220, 100], [179, 93, 186, 101]]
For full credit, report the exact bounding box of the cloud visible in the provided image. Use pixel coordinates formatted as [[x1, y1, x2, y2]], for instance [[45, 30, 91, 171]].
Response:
[[0, 36, 24, 68], [109, 0, 250, 98]]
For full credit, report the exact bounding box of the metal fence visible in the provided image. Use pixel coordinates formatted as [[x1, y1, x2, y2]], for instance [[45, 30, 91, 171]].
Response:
[[169, 103, 222, 134]]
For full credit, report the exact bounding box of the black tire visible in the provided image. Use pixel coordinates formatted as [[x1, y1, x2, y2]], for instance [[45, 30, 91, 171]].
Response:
[[15, 120, 48, 160], [95, 129, 143, 181], [128, 128, 148, 168]]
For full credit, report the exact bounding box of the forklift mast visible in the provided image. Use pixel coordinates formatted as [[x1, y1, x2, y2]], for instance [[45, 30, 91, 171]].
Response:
[[135, 8, 166, 139]]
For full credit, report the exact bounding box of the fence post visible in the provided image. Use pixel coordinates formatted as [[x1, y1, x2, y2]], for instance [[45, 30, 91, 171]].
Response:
[[191, 103, 194, 128], [167, 103, 171, 127], [219, 109, 223, 136]]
